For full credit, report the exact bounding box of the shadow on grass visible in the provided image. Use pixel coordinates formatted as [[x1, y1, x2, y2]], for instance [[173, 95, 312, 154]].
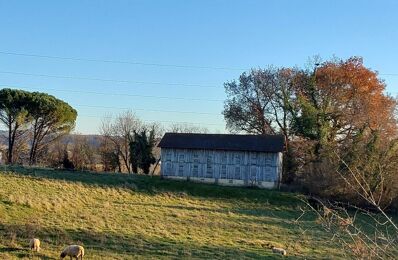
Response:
[[0, 246, 55, 259], [0, 222, 280, 260], [1, 165, 299, 206], [0, 247, 21, 252], [124, 201, 301, 222]]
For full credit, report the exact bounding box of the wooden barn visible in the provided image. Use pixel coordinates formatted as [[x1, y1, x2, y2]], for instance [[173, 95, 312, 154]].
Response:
[[158, 133, 284, 188]]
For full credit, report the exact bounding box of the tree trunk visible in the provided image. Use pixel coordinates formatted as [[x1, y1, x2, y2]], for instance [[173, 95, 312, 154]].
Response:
[[7, 120, 19, 164], [29, 133, 37, 165], [7, 120, 13, 164]]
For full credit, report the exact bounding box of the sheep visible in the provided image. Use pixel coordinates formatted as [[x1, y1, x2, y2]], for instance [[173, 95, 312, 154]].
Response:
[[272, 246, 287, 256], [29, 238, 40, 252], [60, 245, 85, 260]]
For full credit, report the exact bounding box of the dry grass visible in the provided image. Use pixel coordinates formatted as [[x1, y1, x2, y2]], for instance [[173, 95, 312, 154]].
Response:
[[0, 166, 346, 259]]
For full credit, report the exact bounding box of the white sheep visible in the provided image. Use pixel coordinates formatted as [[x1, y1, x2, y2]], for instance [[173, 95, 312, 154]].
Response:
[[272, 246, 287, 256], [29, 238, 40, 252], [60, 245, 85, 259]]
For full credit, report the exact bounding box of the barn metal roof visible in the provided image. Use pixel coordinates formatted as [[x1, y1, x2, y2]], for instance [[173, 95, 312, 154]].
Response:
[[158, 133, 285, 153]]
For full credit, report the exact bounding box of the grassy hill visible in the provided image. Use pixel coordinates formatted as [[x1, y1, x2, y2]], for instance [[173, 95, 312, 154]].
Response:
[[0, 167, 345, 259]]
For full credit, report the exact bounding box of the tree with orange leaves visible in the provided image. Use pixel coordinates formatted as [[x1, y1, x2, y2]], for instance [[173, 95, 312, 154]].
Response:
[[292, 57, 397, 157], [223, 57, 398, 202]]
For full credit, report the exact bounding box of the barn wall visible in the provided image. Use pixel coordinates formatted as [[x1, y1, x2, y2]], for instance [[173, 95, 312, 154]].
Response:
[[160, 148, 282, 188]]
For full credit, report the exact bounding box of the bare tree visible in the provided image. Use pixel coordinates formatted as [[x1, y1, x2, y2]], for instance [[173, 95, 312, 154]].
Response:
[[68, 134, 96, 171], [296, 155, 398, 259], [42, 136, 68, 168], [223, 68, 296, 141], [168, 123, 208, 133], [100, 111, 143, 173], [147, 122, 165, 139], [98, 135, 120, 172]]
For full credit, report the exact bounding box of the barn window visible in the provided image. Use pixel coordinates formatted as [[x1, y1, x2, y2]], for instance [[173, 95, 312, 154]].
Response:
[[193, 152, 200, 163], [206, 165, 213, 178], [264, 166, 273, 181], [221, 152, 227, 164], [234, 153, 241, 164], [165, 162, 172, 175], [234, 166, 241, 179], [166, 150, 172, 161], [220, 165, 227, 179], [206, 154, 213, 178], [250, 153, 257, 165], [178, 164, 184, 176], [265, 155, 272, 166], [250, 167, 257, 181], [192, 164, 199, 177]]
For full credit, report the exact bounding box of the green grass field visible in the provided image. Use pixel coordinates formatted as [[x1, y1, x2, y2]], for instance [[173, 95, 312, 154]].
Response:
[[0, 167, 347, 259]]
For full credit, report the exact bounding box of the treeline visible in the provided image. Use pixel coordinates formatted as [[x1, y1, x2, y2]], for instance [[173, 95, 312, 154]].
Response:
[[98, 111, 207, 174], [0, 88, 77, 165], [0, 87, 208, 174], [223, 57, 398, 209], [98, 111, 158, 174], [3, 57, 395, 210]]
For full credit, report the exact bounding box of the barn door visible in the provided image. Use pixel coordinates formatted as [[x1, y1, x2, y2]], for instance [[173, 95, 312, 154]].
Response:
[[249, 166, 258, 185], [205, 152, 213, 178]]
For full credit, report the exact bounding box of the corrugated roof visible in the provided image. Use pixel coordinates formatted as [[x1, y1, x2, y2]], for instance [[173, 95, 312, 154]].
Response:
[[158, 133, 284, 153]]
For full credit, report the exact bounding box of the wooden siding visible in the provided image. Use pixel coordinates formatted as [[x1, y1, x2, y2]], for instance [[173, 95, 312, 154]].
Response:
[[160, 148, 282, 188]]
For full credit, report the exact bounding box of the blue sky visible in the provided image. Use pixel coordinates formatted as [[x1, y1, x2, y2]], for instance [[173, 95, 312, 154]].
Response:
[[1, 0, 398, 134]]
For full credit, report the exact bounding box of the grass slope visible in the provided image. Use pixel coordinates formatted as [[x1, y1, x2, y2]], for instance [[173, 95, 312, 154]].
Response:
[[0, 167, 344, 259]]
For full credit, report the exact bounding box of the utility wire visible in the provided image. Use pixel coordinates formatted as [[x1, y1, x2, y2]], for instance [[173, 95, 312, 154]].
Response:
[[0, 96, 224, 127], [0, 98, 224, 126], [0, 51, 245, 71], [80, 114, 223, 127], [0, 96, 222, 116], [0, 70, 221, 89], [3, 50, 398, 77], [75, 104, 221, 116], [0, 85, 224, 102]]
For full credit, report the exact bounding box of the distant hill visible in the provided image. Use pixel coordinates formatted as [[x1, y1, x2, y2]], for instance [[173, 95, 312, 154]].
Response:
[[0, 131, 102, 148], [61, 134, 103, 148]]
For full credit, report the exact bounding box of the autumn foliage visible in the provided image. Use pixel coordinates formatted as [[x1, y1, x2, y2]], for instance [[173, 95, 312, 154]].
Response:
[[223, 57, 398, 209], [315, 57, 396, 141]]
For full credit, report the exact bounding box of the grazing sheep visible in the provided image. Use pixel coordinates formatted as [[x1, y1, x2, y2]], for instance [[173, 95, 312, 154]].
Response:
[[29, 238, 40, 252], [60, 245, 85, 259], [272, 246, 287, 256]]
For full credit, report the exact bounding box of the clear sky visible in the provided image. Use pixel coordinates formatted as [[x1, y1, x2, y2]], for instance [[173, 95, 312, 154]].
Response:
[[1, 0, 398, 134]]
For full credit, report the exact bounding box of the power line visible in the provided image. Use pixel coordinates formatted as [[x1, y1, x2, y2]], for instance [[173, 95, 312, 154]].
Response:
[[75, 104, 221, 116], [0, 85, 224, 102], [79, 114, 223, 127], [0, 96, 224, 127], [0, 96, 222, 115], [0, 51, 245, 71], [0, 70, 221, 89], [0, 85, 225, 127], [2, 50, 398, 77], [0, 99, 224, 127]]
